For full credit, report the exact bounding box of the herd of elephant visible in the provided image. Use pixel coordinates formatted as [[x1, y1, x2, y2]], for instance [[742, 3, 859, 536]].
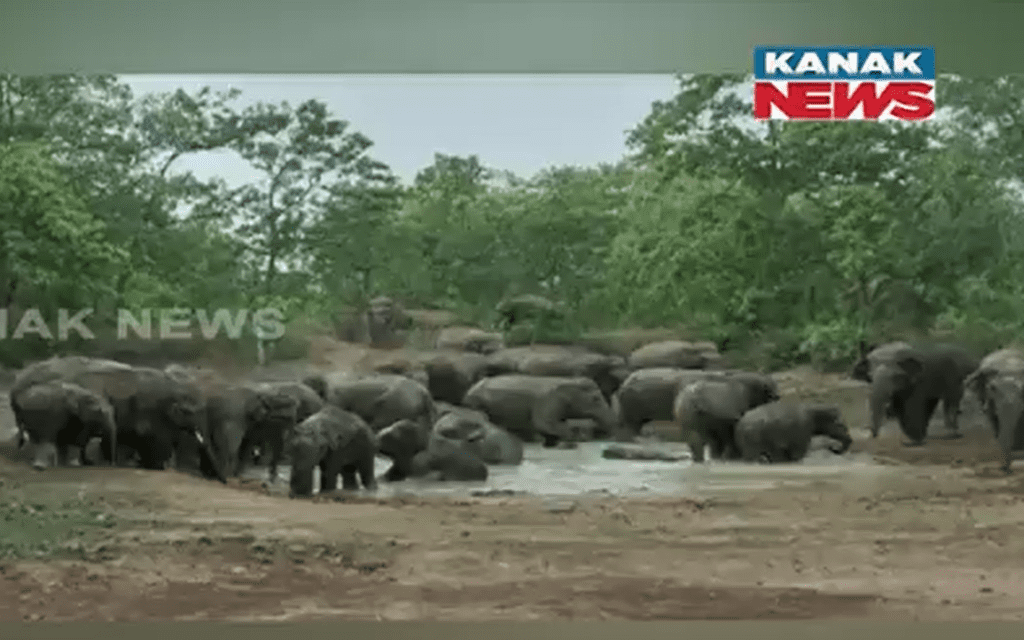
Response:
[[6, 332, 1024, 498]]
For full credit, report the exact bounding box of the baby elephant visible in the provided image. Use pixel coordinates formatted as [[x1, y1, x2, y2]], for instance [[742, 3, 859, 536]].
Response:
[[285, 405, 378, 497], [734, 401, 852, 464], [377, 419, 488, 482], [13, 380, 118, 470]]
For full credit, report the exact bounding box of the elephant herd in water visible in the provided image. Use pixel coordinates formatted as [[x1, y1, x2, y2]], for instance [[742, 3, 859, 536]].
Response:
[[7, 332, 1024, 497]]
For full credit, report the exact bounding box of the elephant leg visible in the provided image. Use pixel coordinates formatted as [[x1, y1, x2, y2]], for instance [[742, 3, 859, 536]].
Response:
[[340, 466, 359, 491], [383, 461, 408, 482], [319, 459, 340, 493], [56, 443, 72, 467], [540, 433, 560, 448], [998, 418, 1017, 474], [942, 387, 965, 436], [358, 458, 377, 491], [685, 428, 707, 463], [266, 431, 284, 484]]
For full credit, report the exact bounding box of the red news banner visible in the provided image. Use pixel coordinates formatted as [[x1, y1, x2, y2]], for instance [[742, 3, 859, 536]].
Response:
[[753, 46, 936, 121]]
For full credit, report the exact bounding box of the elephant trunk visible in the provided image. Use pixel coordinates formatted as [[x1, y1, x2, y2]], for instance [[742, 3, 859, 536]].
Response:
[[830, 429, 853, 455], [868, 375, 895, 437]]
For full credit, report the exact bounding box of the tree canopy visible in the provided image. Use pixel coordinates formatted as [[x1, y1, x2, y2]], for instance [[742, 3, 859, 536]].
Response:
[[2, 73, 1022, 369]]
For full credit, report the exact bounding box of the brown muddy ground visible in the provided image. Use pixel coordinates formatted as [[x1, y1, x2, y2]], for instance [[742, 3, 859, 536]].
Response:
[[2, 349, 1024, 622]]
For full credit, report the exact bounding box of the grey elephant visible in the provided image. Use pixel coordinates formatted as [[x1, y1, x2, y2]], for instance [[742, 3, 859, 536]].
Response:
[[462, 374, 617, 446], [964, 348, 1024, 473], [285, 404, 378, 497], [673, 373, 781, 462], [371, 355, 430, 389], [495, 294, 563, 329], [627, 340, 723, 371], [435, 327, 506, 355], [734, 401, 853, 463], [367, 296, 413, 348], [434, 403, 524, 465], [301, 370, 361, 401], [312, 373, 437, 433], [421, 350, 490, 405], [331, 296, 412, 348], [238, 380, 325, 481], [851, 340, 980, 444], [12, 381, 118, 470], [203, 380, 303, 481], [377, 418, 488, 482], [485, 345, 630, 402], [613, 368, 727, 436], [10, 356, 132, 453], [11, 357, 220, 480]]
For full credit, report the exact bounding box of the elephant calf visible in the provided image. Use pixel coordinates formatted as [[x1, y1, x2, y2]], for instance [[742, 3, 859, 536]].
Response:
[[285, 405, 378, 497], [377, 418, 488, 481], [673, 372, 781, 462], [12, 381, 118, 470], [734, 401, 852, 464], [964, 348, 1024, 473], [434, 403, 524, 465]]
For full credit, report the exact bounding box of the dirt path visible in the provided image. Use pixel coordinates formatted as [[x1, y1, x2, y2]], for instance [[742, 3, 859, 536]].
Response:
[[2, 360, 1024, 622]]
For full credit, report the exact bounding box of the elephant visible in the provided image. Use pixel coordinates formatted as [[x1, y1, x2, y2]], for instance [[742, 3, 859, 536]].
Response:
[[673, 373, 782, 462], [12, 381, 118, 471], [435, 327, 506, 355], [10, 356, 132, 453], [421, 350, 490, 405], [487, 347, 624, 392], [851, 340, 980, 444], [285, 404, 378, 497], [627, 340, 723, 371], [495, 294, 563, 329], [964, 348, 1024, 473], [11, 357, 221, 480], [484, 346, 630, 402], [434, 403, 524, 465], [462, 374, 618, 446], [376, 418, 488, 482], [331, 296, 412, 348], [199, 379, 305, 481], [734, 401, 853, 463], [367, 296, 413, 348], [371, 354, 430, 389], [302, 370, 362, 401], [315, 373, 437, 433], [237, 381, 325, 481], [613, 368, 728, 436]]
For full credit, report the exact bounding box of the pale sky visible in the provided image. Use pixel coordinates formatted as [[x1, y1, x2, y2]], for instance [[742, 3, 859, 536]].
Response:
[[121, 74, 682, 186]]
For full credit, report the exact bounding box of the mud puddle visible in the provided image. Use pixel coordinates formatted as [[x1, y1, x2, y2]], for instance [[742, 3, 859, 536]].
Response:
[[242, 441, 892, 499]]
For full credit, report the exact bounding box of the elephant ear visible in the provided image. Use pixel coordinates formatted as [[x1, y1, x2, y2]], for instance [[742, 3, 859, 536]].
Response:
[[895, 354, 925, 384], [963, 369, 989, 402]]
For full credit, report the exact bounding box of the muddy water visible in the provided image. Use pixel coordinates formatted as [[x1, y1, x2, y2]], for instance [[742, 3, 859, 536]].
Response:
[[241, 441, 890, 499]]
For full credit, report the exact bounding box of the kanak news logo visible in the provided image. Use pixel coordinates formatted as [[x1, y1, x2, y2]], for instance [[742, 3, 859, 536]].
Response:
[[753, 46, 936, 121]]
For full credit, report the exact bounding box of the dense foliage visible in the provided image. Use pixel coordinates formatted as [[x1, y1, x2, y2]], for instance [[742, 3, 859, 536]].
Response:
[[1, 74, 1022, 369]]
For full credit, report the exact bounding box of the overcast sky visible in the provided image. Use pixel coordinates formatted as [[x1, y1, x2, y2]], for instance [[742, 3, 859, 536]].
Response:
[[120, 74, 681, 186]]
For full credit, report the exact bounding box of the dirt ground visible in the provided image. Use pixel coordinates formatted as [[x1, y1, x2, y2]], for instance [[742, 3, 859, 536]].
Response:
[[2, 347, 1024, 622]]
